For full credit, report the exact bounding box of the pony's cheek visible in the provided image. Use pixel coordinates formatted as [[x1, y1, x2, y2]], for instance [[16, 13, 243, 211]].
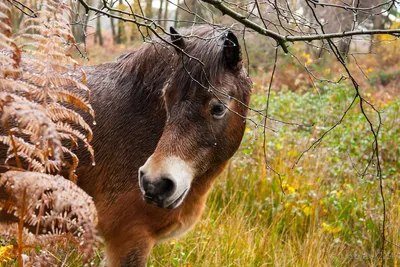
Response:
[[219, 115, 246, 158]]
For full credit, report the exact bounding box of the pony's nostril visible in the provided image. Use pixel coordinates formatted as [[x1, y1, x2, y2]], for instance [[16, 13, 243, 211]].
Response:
[[142, 177, 176, 204], [158, 177, 176, 198]]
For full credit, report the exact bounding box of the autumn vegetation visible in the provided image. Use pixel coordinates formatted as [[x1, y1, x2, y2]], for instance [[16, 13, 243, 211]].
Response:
[[0, 0, 400, 266]]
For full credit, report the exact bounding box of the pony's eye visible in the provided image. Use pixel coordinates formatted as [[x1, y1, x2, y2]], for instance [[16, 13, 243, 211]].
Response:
[[211, 103, 227, 119]]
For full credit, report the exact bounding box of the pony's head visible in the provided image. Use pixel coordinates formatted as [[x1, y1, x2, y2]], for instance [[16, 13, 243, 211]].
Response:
[[139, 26, 252, 209]]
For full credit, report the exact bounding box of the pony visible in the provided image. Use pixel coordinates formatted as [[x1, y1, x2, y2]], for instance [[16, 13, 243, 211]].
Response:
[[34, 25, 253, 266]]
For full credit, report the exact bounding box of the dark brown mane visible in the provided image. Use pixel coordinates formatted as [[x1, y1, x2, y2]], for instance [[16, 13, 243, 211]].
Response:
[[114, 26, 236, 95]]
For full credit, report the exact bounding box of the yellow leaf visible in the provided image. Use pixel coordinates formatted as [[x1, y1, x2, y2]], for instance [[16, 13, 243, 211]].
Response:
[[288, 186, 295, 194], [287, 150, 298, 157], [322, 222, 342, 234], [302, 205, 311, 216], [116, 3, 126, 10], [0, 245, 14, 262], [282, 183, 296, 194]]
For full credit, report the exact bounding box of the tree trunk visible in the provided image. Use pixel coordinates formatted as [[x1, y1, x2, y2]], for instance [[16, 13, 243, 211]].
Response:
[[116, 0, 127, 43], [95, 13, 104, 46], [70, 1, 90, 44], [117, 19, 126, 44], [110, 15, 117, 44], [130, 0, 141, 42], [11, 6, 24, 32], [174, 0, 180, 28], [162, 0, 169, 28], [178, 0, 200, 26], [158, 0, 164, 22], [145, 0, 153, 18]]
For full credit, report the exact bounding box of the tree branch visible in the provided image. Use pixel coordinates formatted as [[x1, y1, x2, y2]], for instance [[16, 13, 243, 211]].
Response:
[[201, 0, 289, 52], [201, 0, 400, 52]]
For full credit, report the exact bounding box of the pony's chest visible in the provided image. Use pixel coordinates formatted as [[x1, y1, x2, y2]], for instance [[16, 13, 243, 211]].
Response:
[[155, 222, 192, 244], [155, 198, 206, 243]]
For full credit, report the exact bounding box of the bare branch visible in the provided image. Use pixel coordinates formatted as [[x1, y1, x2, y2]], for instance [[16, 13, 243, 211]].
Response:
[[201, 0, 400, 52]]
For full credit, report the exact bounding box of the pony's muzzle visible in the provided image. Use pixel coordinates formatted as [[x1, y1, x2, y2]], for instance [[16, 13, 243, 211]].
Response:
[[140, 173, 176, 207], [138, 156, 193, 209]]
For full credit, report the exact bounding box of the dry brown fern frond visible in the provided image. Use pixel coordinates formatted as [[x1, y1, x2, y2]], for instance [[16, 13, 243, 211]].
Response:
[[0, 0, 95, 176], [0, 93, 63, 168], [47, 102, 94, 142], [24, 250, 55, 266], [0, 2, 21, 79], [0, 0, 99, 264], [0, 171, 100, 261]]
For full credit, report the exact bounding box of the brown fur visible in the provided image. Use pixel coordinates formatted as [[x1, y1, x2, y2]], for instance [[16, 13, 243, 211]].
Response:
[[64, 26, 252, 266]]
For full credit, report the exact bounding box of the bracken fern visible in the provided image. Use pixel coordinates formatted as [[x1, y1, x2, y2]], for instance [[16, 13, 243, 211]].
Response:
[[0, 0, 99, 264]]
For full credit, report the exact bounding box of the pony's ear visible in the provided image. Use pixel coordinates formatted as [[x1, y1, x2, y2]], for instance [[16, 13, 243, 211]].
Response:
[[224, 31, 242, 70], [170, 27, 185, 50]]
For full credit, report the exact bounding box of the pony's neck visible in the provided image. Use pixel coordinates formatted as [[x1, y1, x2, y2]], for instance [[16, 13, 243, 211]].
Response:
[[117, 44, 175, 98], [90, 45, 174, 123]]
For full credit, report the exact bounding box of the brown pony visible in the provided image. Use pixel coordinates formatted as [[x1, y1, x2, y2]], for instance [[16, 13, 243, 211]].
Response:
[[77, 26, 252, 266]]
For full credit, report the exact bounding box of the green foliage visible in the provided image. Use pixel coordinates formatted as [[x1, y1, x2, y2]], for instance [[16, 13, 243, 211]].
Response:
[[369, 70, 400, 86]]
